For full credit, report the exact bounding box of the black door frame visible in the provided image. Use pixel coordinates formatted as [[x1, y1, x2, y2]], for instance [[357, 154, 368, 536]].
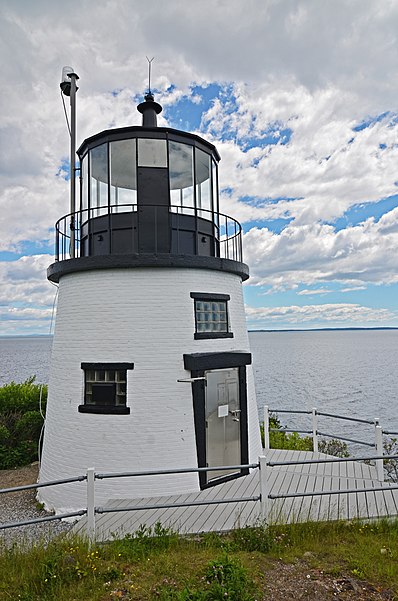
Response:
[[183, 351, 251, 489]]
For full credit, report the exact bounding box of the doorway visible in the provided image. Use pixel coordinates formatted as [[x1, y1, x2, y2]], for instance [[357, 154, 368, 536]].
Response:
[[183, 351, 251, 489], [205, 368, 241, 482]]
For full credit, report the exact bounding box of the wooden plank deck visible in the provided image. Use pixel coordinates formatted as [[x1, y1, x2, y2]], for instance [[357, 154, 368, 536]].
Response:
[[73, 449, 398, 541]]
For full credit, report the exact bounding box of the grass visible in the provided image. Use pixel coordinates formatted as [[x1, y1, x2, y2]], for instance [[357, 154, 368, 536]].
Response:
[[1, 519, 398, 600]]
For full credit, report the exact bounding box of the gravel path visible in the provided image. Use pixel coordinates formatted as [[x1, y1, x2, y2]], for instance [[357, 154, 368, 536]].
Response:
[[0, 464, 73, 548]]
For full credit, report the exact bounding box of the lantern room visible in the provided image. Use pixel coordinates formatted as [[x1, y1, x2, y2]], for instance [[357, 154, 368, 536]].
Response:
[[57, 93, 242, 263]]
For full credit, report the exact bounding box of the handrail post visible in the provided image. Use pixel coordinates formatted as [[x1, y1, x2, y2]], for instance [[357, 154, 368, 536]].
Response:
[[86, 467, 96, 544], [312, 408, 318, 453], [374, 419, 384, 482], [259, 455, 269, 523], [263, 405, 270, 450]]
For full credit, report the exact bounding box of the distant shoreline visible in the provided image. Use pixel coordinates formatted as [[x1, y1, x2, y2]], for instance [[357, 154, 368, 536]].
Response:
[[0, 334, 54, 339], [249, 327, 398, 333], [1, 328, 398, 338]]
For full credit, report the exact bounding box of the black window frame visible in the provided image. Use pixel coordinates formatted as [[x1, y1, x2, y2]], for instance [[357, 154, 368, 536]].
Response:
[[78, 362, 134, 414], [190, 292, 233, 340]]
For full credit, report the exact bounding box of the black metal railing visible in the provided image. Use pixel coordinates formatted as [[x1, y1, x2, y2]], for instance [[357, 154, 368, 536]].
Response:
[[54, 204, 243, 263]]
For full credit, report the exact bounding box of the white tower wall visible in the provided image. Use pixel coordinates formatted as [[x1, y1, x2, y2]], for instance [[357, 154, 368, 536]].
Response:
[[39, 267, 262, 512]]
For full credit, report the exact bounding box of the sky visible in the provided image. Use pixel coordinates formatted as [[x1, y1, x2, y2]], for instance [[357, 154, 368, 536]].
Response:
[[1, 0, 398, 334]]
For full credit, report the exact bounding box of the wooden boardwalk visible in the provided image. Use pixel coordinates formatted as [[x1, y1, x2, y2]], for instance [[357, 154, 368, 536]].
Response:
[[73, 449, 398, 541]]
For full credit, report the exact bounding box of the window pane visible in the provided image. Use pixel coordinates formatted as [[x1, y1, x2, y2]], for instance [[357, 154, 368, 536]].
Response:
[[107, 370, 115, 382], [195, 148, 211, 218], [90, 144, 108, 216], [169, 141, 194, 214], [212, 159, 219, 215], [110, 139, 137, 212], [83, 367, 128, 406], [138, 138, 167, 167], [81, 155, 88, 212], [194, 296, 229, 334]]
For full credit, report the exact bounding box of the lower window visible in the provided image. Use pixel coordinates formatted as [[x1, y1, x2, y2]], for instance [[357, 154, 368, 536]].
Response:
[[78, 362, 134, 414]]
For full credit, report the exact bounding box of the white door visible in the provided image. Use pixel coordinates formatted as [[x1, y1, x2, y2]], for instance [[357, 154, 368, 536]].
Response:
[[205, 367, 241, 482]]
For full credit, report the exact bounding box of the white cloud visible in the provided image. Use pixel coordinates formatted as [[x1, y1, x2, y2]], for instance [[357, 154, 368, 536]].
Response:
[[0, 255, 56, 335], [1, 1, 398, 332], [243, 208, 398, 290], [245, 302, 397, 329], [297, 289, 331, 296]]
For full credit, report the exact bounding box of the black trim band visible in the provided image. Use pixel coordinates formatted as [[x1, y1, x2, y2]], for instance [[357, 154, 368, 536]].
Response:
[[78, 405, 130, 415], [194, 332, 233, 340], [48, 254, 249, 283], [81, 362, 134, 370], [184, 351, 251, 372], [190, 292, 230, 301]]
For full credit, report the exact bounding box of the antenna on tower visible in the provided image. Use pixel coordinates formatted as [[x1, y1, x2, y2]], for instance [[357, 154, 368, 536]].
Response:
[[146, 56, 155, 94], [60, 66, 79, 259]]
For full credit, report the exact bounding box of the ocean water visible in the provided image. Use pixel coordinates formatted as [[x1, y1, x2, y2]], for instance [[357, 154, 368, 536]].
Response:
[[250, 329, 398, 450], [0, 336, 52, 386], [0, 330, 397, 450]]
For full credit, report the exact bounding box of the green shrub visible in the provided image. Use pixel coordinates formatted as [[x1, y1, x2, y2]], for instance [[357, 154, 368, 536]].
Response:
[[0, 378, 47, 469], [383, 437, 398, 482], [0, 377, 47, 413], [260, 413, 313, 451], [318, 438, 349, 458]]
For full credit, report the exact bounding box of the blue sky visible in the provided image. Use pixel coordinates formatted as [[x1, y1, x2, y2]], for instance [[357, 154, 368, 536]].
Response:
[[0, 0, 398, 334]]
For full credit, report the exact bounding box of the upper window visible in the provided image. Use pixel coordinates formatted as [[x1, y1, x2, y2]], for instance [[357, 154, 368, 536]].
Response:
[[137, 138, 168, 167], [190, 292, 233, 340], [78, 362, 134, 414]]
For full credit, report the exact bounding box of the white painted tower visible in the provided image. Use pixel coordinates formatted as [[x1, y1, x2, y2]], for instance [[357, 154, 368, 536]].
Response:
[[39, 85, 262, 513]]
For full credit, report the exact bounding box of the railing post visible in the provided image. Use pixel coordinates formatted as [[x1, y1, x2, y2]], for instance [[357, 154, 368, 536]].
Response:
[[374, 419, 384, 482], [86, 467, 96, 543], [258, 455, 269, 523], [312, 408, 318, 453], [263, 405, 270, 450]]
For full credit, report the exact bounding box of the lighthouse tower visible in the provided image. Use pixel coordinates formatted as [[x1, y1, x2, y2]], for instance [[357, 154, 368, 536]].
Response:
[[39, 82, 262, 513]]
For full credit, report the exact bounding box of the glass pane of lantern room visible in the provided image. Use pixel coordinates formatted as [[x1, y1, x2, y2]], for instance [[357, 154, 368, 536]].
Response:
[[137, 138, 168, 167], [212, 159, 220, 253], [110, 139, 137, 213], [195, 149, 212, 219], [90, 144, 108, 217], [81, 155, 88, 214], [169, 141, 194, 214]]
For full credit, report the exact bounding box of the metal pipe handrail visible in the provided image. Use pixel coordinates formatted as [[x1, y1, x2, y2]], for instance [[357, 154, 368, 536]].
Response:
[[316, 411, 374, 425], [269, 428, 312, 435], [96, 495, 260, 515], [268, 407, 375, 425], [54, 203, 243, 262], [268, 409, 312, 415], [316, 431, 374, 447], [267, 453, 398, 467], [0, 510, 86, 531], [0, 475, 87, 495], [96, 463, 258, 480]]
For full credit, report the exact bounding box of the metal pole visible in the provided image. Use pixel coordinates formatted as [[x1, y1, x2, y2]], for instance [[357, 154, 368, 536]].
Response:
[[263, 405, 270, 450], [86, 467, 96, 543], [374, 420, 384, 482], [312, 408, 318, 453], [69, 73, 78, 258], [258, 455, 269, 523]]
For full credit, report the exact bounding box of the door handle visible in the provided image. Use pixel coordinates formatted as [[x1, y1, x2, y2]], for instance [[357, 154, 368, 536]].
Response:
[[232, 418, 240, 422]]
